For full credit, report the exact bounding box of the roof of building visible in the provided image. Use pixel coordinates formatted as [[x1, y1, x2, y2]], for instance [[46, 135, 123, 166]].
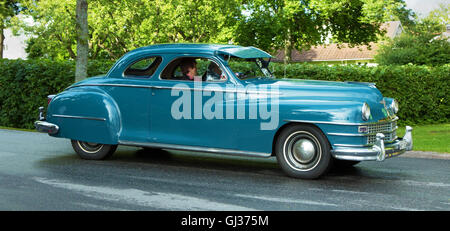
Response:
[[273, 21, 402, 62]]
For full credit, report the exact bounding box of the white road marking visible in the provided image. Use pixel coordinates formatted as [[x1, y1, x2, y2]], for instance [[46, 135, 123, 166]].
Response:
[[331, 190, 371, 195], [33, 177, 257, 211], [73, 202, 131, 211], [387, 206, 424, 211], [399, 180, 450, 188], [234, 194, 339, 207]]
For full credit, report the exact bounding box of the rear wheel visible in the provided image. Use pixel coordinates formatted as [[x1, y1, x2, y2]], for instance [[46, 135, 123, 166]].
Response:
[[275, 124, 332, 179], [71, 140, 117, 160]]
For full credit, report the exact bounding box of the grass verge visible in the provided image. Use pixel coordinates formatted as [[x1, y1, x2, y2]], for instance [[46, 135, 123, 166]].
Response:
[[397, 124, 449, 153], [0, 126, 36, 132]]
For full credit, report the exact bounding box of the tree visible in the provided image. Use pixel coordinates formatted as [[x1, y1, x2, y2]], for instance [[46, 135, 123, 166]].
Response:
[[16, 0, 78, 60], [234, 0, 414, 62], [16, 0, 242, 61], [374, 5, 450, 66], [411, 3, 449, 35], [375, 33, 449, 66], [75, 0, 88, 82]]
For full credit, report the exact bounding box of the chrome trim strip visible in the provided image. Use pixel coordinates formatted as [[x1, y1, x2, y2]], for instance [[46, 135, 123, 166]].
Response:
[[154, 85, 247, 94], [67, 83, 151, 90], [284, 116, 398, 126], [68, 83, 281, 95], [52, 114, 106, 121], [327, 131, 396, 137], [328, 132, 368, 137], [118, 140, 272, 158], [333, 144, 372, 147]]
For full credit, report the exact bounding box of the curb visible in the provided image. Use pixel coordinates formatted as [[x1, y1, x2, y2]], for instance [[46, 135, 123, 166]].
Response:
[[400, 151, 450, 160]]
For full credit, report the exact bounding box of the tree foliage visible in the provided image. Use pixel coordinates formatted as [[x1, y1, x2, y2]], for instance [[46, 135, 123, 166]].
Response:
[[234, 0, 414, 57], [375, 34, 449, 66], [17, 0, 242, 60], [14, 0, 413, 61], [375, 4, 450, 66]]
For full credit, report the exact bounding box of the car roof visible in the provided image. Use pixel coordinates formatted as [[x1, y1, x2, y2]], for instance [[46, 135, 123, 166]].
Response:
[[127, 43, 272, 59]]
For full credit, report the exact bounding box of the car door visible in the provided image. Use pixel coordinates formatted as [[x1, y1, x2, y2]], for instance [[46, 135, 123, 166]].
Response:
[[105, 55, 162, 143], [149, 55, 240, 150]]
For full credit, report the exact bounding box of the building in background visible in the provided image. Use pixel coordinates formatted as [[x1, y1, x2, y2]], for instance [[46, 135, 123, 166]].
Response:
[[3, 28, 28, 59], [431, 24, 450, 42], [273, 21, 404, 66], [2, 14, 33, 60]]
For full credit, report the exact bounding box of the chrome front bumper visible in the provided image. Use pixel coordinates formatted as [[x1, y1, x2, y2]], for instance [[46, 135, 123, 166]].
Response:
[[331, 126, 413, 161]]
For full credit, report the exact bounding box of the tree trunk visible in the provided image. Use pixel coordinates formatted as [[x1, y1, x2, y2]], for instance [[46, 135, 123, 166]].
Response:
[[283, 29, 293, 78], [75, 0, 89, 83], [0, 26, 4, 59]]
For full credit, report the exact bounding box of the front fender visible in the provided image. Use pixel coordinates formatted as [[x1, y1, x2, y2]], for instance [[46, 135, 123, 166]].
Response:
[[46, 87, 121, 144], [280, 100, 370, 147], [281, 99, 363, 123]]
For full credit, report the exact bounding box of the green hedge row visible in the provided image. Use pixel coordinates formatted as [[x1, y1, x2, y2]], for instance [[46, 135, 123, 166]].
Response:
[[270, 63, 449, 126], [0, 59, 114, 129], [0, 59, 448, 129]]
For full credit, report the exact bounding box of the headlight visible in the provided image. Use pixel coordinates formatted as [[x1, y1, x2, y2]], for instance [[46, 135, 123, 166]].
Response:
[[362, 102, 371, 121], [391, 99, 399, 114]]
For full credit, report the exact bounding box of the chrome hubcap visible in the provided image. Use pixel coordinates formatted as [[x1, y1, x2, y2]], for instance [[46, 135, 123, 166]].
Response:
[[283, 131, 322, 171], [293, 139, 316, 164], [78, 141, 103, 154]]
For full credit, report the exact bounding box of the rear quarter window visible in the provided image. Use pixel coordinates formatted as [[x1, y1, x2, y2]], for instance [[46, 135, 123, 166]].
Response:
[[124, 56, 162, 78]]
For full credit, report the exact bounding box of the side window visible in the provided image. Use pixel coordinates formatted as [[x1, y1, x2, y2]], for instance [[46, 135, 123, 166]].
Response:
[[160, 57, 227, 82], [124, 56, 162, 78]]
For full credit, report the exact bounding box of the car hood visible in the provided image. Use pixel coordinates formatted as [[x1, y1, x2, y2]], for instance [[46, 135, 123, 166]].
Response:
[[242, 78, 382, 102], [241, 78, 392, 122]]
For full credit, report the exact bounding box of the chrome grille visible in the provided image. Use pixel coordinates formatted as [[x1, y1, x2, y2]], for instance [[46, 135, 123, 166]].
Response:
[[367, 121, 396, 134], [366, 121, 397, 145]]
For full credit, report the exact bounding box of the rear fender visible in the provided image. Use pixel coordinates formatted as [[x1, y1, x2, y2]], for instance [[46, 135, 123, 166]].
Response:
[[46, 87, 121, 144]]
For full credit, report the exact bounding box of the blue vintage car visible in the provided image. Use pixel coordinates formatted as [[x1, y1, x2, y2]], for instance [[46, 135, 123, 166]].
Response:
[[35, 44, 413, 179]]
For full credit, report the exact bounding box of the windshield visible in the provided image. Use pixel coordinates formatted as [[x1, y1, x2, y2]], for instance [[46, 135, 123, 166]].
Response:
[[225, 56, 274, 79]]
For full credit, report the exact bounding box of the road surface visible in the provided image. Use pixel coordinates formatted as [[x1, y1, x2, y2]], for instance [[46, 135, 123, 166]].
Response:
[[0, 129, 449, 211]]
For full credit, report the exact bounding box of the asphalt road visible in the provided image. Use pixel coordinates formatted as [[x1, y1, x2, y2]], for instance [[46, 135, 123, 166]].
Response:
[[0, 129, 449, 211]]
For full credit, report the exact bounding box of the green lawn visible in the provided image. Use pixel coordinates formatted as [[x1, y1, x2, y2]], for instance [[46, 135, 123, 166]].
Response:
[[397, 124, 450, 153], [0, 126, 35, 132]]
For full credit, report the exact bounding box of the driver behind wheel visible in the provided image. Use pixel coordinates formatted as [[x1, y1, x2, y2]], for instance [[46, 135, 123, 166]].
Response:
[[206, 62, 226, 81]]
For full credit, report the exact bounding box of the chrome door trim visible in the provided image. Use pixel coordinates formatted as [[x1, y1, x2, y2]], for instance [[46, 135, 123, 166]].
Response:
[[118, 140, 272, 158], [68, 83, 281, 95], [52, 114, 106, 121], [284, 116, 398, 126]]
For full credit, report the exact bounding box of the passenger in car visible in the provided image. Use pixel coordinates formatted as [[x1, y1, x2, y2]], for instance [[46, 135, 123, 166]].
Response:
[[179, 58, 199, 81]]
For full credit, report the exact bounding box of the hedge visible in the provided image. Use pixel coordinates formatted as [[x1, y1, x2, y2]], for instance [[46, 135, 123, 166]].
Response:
[[271, 63, 449, 126], [0, 59, 448, 129], [0, 59, 114, 129]]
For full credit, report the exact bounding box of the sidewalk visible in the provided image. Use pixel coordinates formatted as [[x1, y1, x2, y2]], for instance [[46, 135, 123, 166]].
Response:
[[401, 151, 450, 160]]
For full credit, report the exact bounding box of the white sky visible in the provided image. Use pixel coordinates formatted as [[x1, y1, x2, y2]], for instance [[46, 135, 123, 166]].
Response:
[[3, 1, 450, 59], [404, 0, 449, 18]]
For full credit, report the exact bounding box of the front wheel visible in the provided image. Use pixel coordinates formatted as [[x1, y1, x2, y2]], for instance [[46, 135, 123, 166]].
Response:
[[275, 124, 332, 179], [71, 140, 117, 160]]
